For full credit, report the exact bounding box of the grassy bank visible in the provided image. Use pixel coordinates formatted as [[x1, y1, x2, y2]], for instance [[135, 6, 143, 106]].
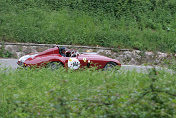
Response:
[[0, 68, 175, 117], [0, 0, 176, 52]]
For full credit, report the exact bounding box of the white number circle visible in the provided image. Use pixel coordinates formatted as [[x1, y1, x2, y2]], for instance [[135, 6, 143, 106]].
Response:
[[68, 58, 80, 70]]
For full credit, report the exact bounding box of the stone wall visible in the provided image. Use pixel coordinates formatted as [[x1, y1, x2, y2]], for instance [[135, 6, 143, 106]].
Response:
[[0, 42, 175, 65]]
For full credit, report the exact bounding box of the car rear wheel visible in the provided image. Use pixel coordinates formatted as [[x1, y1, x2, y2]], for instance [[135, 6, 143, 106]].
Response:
[[104, 62, 118, 71], [47, 62, 63, 70]]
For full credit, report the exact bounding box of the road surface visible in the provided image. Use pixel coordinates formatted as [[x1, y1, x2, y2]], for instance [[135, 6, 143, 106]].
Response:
[[0, 59, 174, 74], [0, 59, 19, 69]]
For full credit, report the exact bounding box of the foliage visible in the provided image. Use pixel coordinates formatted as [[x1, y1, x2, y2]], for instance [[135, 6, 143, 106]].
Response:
[[0, 68, 175, 117], [0, 0, 176, 52], [0, 43, 12, 58], [163, 56, 176, 71]]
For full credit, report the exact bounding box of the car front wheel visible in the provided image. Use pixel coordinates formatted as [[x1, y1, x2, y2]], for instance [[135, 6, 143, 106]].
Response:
[[47, 62, 63, 70]]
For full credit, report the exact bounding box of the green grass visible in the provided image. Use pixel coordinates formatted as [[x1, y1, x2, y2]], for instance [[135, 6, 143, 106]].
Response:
[[0, 68, 175, 117], [0, 0, 176, 52]]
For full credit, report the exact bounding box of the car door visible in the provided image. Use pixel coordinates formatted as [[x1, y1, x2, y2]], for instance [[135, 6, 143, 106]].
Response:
[[77, 56, 89, 68], [64, 56, 81, 70]]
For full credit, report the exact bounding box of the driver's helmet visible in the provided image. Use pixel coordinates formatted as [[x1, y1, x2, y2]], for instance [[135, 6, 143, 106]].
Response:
[[59, 47, 66, 57]]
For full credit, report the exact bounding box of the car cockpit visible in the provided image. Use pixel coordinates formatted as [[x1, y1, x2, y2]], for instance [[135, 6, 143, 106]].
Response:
[[58, 46, 78, 57]]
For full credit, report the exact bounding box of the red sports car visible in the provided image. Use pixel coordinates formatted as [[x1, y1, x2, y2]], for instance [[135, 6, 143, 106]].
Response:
[[17, 46, 121, 70]]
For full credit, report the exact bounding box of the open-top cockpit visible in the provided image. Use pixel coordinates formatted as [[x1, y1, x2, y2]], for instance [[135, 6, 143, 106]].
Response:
[[58, 46, 79, 57]]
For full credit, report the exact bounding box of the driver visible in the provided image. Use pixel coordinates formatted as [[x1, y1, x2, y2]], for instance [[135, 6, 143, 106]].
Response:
[[59, 47, 66, 57]]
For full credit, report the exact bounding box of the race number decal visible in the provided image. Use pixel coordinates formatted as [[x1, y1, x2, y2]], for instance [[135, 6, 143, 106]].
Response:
[[68, 58, 80, 70]]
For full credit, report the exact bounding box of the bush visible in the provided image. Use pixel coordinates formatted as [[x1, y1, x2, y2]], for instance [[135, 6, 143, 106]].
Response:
[[0, 43, 12, 58], [0, 0, 176, 52], [0, 68, 175, 117]]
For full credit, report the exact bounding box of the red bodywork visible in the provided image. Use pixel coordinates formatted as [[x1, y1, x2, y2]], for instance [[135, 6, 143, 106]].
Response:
[[17, 47, 121, 69]]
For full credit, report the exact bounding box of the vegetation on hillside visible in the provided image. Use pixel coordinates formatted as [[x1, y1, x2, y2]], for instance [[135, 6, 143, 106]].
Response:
[[0, 68, 175, 117], [0, 42, 12, 58], [0, 0, 176, 52]]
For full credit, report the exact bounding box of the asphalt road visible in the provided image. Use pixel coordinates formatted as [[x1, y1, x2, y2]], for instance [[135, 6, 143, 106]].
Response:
[[0, 59, 19, 69], [0, 59, 174, 74]]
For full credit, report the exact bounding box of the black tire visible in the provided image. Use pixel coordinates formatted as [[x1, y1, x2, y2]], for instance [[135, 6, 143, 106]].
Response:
[[104, 62, 117, 71], [47, 62, 63, 70]]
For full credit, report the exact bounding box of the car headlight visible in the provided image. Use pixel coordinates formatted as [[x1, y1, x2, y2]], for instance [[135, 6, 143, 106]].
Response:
[[19, 55, 31, 63]]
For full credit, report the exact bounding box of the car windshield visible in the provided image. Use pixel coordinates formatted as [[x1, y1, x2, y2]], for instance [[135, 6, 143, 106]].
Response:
[[66, 49, 79, 57]]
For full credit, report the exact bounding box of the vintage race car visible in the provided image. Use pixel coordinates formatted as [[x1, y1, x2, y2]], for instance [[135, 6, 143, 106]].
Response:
[[17, 46, 121, 70]]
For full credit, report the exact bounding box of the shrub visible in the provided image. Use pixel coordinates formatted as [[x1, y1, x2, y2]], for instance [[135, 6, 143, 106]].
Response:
[[0, 0, 176, 52], [0, 68, 175, 117], [0, 43, 12, 58]]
